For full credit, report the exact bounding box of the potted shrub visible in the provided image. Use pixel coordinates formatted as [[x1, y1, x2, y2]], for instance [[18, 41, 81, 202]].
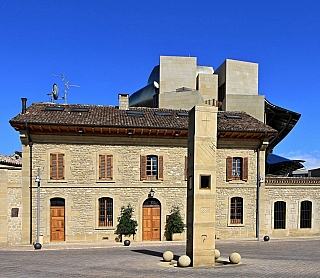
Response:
[[165, 206, 185, 241], [115, 204, 138, 244]]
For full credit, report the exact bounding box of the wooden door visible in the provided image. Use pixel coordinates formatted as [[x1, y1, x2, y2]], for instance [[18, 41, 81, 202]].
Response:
[[50, 206, 65, 241], [142, 206, 160, 241]]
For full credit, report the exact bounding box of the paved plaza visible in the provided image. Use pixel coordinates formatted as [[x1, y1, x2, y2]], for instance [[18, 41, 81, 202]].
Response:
[[1, 238, 320, 277]]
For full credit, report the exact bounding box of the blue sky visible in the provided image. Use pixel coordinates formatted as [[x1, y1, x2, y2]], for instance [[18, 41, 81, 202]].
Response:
[[1, 1, 320, 169]]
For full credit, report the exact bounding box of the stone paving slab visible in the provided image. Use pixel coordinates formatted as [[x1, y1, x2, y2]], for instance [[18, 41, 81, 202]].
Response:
[[0, 238, 320, 277]]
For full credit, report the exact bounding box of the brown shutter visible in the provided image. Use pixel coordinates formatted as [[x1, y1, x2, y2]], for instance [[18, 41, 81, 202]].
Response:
[[242, 157, 248, 181], [226, 156, 233, 181], [158, 155, 164, 180], [50, 153, 56, 179], [140, 155, 146, 180], [106, 154, 113, 180], [57, 153, 64, 180], [184, 156, 188, 181], [99, 154, 106, 179]]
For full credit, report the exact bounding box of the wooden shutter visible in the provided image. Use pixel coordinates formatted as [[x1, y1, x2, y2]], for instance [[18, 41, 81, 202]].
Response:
[[106, 155, 113, 180], [99, 154, 113, 180], [184, 156, 188, 181], [242, 157, 248, 181], [50, 153, 64, 180], [50, 153, 56, 179], [140, 155, 147, 180], [226, 156, 233, 181], [99, 154, 106, 179], [158, 155, 164, 180], [57, 153, 65, 179]]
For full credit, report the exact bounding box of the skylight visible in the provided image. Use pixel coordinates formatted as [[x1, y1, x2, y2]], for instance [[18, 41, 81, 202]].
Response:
[[126, 110, 144, 117], [225, 114, 242, 119], [70, 108, 89, 112], [155, 111, 172, 116], [177, 112, 189, 117], [45, 107, 64, 111]]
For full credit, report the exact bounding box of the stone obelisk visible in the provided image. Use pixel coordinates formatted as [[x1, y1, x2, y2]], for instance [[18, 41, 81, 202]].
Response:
[[186, 104, 217, 267]]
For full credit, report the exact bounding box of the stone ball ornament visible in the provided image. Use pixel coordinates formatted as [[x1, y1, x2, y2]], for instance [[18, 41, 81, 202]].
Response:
[[123, 239, 131, 246], [178, 255, 191, 267], [163, 251, 174, 262], [214, 249, 220, 259], [229, 252, 241, 264], [34, 243, 42, 250], [264, 235, 270, 241]]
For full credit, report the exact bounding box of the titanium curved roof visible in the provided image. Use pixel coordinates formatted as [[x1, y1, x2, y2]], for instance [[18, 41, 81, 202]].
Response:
[[266, 153, 304, 176], [265, 99, 301, 153]]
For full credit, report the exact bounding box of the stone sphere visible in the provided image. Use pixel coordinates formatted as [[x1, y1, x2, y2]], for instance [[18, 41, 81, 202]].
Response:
[[123, 239, 130, 246], [178, 255, 191, 267], [163, 251, 174, 262], [34, 243, 42, 250], [264, 235, 270, 242], [214, 249, 220, 259], [229, 252, 241, 264]]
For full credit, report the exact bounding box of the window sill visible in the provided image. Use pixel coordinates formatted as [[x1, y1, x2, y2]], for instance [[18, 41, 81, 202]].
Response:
[[228, 180, 247, 184], [95, 227, 115, 230], [142, 180, 163, 183], [47, 180, 68, 183], [96, 180, 115, 183], [227, 223, 245, 227]]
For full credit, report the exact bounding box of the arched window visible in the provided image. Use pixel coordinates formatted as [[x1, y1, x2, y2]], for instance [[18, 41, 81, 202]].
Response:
[[230, 197, 243, 224], [274, 201, 286, 229], [300, 200, 312, 228], [98, 197, 113, 227]]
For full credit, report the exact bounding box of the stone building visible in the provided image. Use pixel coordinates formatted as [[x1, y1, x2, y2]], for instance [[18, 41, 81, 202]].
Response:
[[3, 55, 320, 246]]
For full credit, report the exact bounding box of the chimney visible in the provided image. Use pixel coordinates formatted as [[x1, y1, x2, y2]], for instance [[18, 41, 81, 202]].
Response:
[[21, 98, 27, 114], [118, 94, 129, 110]]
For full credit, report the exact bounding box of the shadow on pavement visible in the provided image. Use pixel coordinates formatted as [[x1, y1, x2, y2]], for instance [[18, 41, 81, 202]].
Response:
[[132, 249, 180, 260]]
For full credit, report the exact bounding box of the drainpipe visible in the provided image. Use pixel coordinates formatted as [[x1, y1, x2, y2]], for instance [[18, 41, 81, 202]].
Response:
[[29, 140, 33, 245], [22, 98, 33, 245], [256, 147, 260, 241]]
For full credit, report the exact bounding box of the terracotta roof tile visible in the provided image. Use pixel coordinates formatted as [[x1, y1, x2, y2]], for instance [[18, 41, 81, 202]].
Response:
[[0, 152, 22, 166], [10, 103, 277, 134]]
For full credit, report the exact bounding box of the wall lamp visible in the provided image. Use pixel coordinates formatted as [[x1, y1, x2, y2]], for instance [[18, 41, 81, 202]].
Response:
[[127, 130, 133, 136], [149, 188, 155, 198]]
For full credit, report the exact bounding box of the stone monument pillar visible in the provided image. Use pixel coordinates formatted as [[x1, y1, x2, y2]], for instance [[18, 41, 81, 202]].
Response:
[[186, 104, 218, 267]]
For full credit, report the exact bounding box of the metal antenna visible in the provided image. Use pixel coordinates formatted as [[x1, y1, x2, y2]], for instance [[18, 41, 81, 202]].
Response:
[[51, 73, 80, 103]]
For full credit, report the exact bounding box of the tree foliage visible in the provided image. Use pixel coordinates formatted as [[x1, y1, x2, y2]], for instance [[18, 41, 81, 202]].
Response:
[[115, 204, 138, 241], [165, 206, 185, 237]]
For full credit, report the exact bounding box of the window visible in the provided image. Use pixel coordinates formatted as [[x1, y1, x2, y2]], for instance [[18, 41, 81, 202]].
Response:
[[50, 153, 65, 180], [140, 155, 163, 181], [99, 197, 113, 227], [230, 197, 243, 224], [99, 154, 113, 180], [274, 201, 286, 229], [226, 157, 248, 181], [200, 175, 211, 189], [300, 200, 312, 228]]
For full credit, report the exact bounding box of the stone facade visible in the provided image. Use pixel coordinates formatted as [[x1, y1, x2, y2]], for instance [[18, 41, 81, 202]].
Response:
[[23, 136, 188, 244]]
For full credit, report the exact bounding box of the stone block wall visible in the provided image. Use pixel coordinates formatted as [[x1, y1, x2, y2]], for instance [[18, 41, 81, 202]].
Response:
[[225, 59, 258, 96], [27, 137, 188, 243], [225, 94, 265, 122], [265, 179, 320, 237], [160, 56, 197, 93]]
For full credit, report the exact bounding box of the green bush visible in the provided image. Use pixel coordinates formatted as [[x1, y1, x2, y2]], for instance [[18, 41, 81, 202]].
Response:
[[115, 204, 138, 242], [165, 206, 185, 240]]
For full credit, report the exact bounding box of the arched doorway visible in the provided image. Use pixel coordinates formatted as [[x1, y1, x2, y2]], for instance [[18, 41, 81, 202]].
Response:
[[50, 198, 65, 242], [142, 198, 161, 241]]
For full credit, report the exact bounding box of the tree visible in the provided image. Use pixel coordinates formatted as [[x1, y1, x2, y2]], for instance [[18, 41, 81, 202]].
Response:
[[115, 204, 138, 242], [165, 206, 185, 240]]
